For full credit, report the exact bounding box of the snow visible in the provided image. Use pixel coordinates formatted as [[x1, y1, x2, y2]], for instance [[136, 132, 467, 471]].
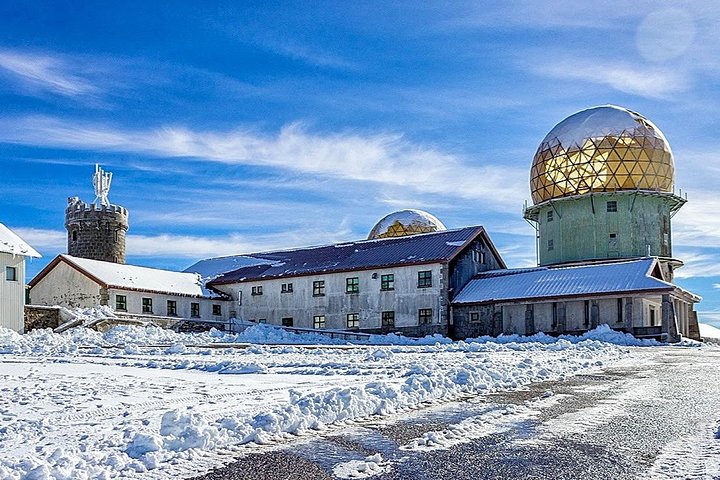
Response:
[[699, 323, 720, 339], [58, 255, 214, 297], [0, 223, 41, 258], [0, 324, 694, 479]]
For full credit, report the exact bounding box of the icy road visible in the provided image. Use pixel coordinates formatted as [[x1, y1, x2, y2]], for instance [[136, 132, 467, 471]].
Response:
[[0, 322, 718, 479], [198, 347, 720, 480]]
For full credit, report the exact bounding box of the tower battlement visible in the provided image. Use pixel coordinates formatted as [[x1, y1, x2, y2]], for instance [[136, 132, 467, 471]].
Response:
[[64, 167, 129, 264]]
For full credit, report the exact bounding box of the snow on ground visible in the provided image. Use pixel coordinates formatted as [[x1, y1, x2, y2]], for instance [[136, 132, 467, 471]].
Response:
[[699, 323, 720, 339], [0, 324, 687, 479]]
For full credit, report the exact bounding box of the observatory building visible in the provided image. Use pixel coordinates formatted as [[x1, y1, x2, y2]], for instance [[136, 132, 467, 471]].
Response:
[[452, 105, 701, 341]]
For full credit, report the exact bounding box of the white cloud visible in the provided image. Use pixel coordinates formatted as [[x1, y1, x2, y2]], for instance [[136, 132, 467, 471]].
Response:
[[672, 250, 720, 280], [0, 50, 99, 97], [527, 58, 688, 99], [12, 227, 353, 261], [0, 116, 528, 213], [714, 283, 720, 289]]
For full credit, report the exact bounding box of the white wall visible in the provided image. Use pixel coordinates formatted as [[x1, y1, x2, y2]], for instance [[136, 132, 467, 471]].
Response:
[[29, 261, 103, 308], [214, 264, 443, 329], [109, 289, 227, 321], [30, 261, 229, 321], [0, 253, 26, 332]]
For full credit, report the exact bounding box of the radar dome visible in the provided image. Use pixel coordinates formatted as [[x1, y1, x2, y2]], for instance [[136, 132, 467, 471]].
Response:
[[368, 209, 446, 240], [530, 105, 674, 204]]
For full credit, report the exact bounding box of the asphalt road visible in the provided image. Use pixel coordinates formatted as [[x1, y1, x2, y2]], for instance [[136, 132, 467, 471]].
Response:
[[194, 347, 720, 480]]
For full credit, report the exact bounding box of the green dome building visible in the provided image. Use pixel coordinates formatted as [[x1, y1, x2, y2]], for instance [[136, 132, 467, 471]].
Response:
[[524, 105, 686, 279]]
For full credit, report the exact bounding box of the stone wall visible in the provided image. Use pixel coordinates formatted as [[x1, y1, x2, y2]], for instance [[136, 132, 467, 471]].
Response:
[[65, 197, 129, 264], [24, 305, 68, 331]]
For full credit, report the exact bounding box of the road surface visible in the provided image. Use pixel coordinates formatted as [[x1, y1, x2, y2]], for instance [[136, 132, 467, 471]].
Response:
[[195, 347, 720, 479]]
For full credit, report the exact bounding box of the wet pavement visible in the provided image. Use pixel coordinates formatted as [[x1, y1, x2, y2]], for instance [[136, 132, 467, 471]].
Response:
[[194, 347, 720, 480]]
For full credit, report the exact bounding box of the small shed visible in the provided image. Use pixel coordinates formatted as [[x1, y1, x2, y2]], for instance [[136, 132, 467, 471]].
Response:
[[0, 223, 41, 332]]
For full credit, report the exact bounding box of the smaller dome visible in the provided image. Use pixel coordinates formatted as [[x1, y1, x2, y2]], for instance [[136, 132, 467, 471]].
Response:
[[368, 209, 446, 240]]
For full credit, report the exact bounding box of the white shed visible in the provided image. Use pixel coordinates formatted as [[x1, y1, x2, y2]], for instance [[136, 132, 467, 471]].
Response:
[[0, 223, 41, 333]]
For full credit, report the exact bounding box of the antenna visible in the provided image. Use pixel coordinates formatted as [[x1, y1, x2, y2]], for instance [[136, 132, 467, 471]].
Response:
[[93, 164, 113, 206]]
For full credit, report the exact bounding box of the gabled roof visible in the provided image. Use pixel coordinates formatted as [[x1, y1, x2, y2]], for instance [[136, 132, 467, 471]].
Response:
[[0, 223, 41, 258], [452, 257, 682, 305], [29, 255, 222, 298], [209, 226, 501, 286]]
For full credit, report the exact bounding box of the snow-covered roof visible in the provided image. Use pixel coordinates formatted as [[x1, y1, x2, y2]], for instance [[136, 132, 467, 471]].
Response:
[[33, 255, 221, 298], [453, 258, 676, 305], [0, 223, 41, 258]]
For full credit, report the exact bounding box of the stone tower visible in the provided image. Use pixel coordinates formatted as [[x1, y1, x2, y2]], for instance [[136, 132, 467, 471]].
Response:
[[65, 165, 129, 264]]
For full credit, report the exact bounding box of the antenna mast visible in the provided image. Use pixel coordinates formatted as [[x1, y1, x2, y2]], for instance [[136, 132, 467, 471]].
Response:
[[93, 164, 113, 206]]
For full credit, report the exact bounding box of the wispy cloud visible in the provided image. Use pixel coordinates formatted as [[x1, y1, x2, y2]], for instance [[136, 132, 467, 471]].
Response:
[[0, 50, 100, 97], [0, 116, 528, 213], [525, 58, 688, 99], [714, 283, 720, 289], [673, 250, 720, 279], [14, 225, 355, 261]]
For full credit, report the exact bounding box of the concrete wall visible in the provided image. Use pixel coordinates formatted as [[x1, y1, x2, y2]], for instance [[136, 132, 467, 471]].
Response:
[[0, 252, 26, 332], [532, 192, 680, 266], [29, 261, 103, 307], [453, 294, 664, 338], [214, 263, 444, 331]]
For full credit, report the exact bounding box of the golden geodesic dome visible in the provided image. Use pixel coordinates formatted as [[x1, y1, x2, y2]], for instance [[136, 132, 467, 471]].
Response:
[[530, 105, 675, 204], [367, 209, 446, 240]]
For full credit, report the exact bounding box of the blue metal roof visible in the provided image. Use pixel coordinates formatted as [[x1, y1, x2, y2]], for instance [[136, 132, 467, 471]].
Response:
[[452, 258, 674, 304], [208, 226, 486, 285]]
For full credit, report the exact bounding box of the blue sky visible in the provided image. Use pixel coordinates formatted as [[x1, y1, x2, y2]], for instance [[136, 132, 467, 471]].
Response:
[[1, 1, 718, 325]]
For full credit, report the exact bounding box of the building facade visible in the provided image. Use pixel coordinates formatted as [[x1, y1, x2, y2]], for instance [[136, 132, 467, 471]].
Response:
[[205, 221, 505, 336], [29, 255, 229, 323], [0, 223, 41, 333]]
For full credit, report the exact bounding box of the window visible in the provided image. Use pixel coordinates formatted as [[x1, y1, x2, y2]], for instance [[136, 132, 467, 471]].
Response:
[[258, 318, 267, 324], [114, 230, 119, 242], [116, 294, 127, 311], [191, 302, 200, 318], [282, 317, 293, 327], [313, 315, 326, 329], [607, 201, 617, 212], [584, 300, 590, 327], [251, 286, 263, 296], [142, 298, 153, 314], [167, 300, 177, 316], [5, 266, 17, 281], [346, 277, 359, 294], [548, 239, 554, 251], [609, 233, 618, 247], [649, 306, 657, 326], [381, 311, 395, 328], [71, 230, 78, 241], [551, 302, 558, 329], [281, 283, 293, 293], [347, 313, 359, 329], [547, 210, 553, 222], [380, 274, 394, 291], [470, 312, 480, 323], [418, 308, 433, 324], [418, 270, 432, 288], [212, 304, 222, 316], [313, 280, 325, 297], [617, 299, 623, 324]]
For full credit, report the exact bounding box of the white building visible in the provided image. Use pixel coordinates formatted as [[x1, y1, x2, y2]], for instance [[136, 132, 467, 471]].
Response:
[[29, 255, 230, 322], [0, 223, 41, 332]]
